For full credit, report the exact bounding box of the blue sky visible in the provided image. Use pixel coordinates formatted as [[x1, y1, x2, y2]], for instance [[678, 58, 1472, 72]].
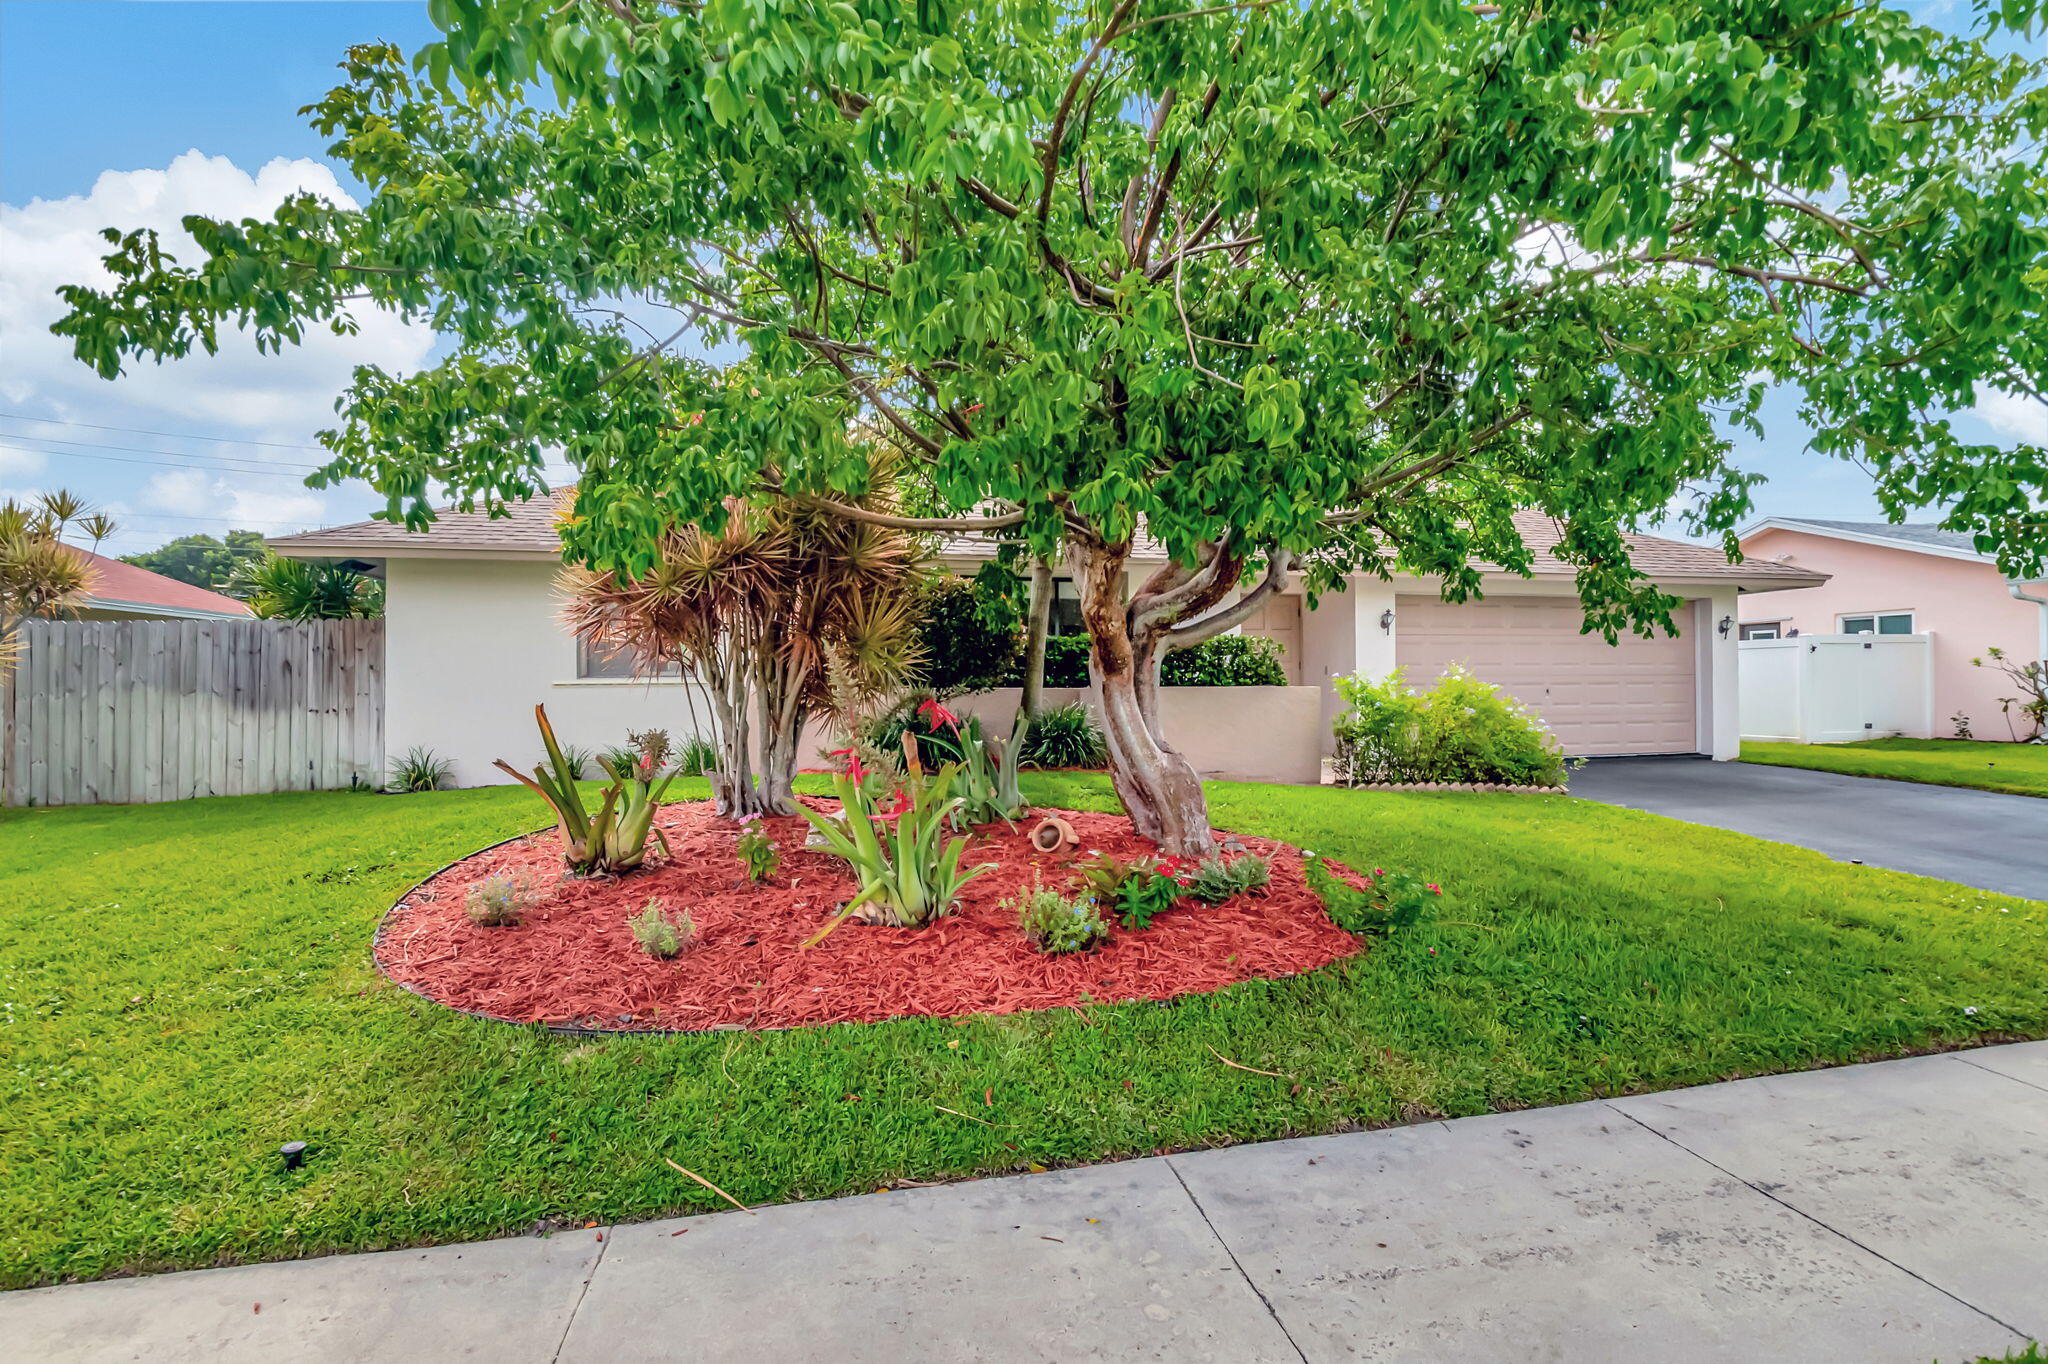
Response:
[[0, 0, 2038, 557]]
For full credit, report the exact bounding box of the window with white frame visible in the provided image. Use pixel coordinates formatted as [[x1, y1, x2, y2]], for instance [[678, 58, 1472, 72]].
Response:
[[576, 637, 684, 679], [1838, 611, 1915, 636], [1738, 622, 1783, 640]]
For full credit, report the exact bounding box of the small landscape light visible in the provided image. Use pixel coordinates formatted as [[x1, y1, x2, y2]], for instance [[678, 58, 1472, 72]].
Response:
[[279, 1141, 308, 1170]]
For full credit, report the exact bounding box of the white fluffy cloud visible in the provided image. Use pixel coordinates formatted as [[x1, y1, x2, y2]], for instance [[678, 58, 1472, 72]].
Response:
[[0, 150, 437, 547], [1971, 384, 2048, 444]]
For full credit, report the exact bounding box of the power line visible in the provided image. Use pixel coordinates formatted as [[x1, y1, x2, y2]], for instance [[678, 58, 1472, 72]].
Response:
[[0, 432, 329, 471], [0, 442, 326, 480], [0, 411, 332, 453]]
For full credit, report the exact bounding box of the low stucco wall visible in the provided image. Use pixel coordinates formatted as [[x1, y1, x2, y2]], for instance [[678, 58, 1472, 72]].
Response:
[[804, 686, 1325, 786]]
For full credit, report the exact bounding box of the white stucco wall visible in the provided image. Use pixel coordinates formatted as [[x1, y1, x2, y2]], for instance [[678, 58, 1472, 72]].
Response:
[[382, 556, 1752, 786], [383, 556, 721, 788]]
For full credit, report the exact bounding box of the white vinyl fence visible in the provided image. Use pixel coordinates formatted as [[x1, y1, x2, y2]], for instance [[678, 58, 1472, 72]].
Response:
[[1739, 633, 1933, 744], [1, 618, 384, 807]]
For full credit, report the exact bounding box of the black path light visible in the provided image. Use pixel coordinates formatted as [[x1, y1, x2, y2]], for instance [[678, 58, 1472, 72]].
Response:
[[279, 1141, 308, 1170]]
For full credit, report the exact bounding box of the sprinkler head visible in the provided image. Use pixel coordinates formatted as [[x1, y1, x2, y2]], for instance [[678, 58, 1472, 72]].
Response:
[[279, 1141, 308, 1170]]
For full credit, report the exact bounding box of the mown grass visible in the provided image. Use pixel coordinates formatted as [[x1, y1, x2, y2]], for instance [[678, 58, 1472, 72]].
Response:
[[1740, 737, 2048, 798], [3, 774, 2044, 1288]]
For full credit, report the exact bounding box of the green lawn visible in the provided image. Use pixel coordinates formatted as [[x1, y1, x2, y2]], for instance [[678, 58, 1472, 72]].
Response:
[[4, 775, 2044, 1289], [1740, 738, 2048, 798]]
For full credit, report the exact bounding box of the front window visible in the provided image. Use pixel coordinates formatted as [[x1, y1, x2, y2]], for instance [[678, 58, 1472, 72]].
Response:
[[1738, 622, 1782, 641], [1049, 577, 1085, 635], [1839, 612, 1914, 636], [577, 637, 683, 680]]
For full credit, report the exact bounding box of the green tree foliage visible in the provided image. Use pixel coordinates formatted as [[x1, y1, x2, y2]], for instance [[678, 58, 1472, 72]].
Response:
[[229, 554, 384, 620], [50, 0, 2048, 850], [121, 530, 266, 592]]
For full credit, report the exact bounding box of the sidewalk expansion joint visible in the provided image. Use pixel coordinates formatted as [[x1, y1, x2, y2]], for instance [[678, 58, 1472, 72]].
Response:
[[1164, 1157, 1312, 1364], [1602, 1103, 2030, 1343], [550, 1225, 613, 1364]]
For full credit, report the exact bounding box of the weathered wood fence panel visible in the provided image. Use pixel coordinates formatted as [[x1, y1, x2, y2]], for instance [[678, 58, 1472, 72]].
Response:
[[0, 619, 384, 806]]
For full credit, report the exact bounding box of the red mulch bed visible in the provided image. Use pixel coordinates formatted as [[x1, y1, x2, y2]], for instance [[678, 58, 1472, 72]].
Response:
[[375, 801, 1362, 1032]]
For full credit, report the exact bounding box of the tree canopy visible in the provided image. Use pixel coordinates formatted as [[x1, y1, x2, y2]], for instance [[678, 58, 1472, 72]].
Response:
[[121, 530, 268, 592], [53, 0, 2048, 848]]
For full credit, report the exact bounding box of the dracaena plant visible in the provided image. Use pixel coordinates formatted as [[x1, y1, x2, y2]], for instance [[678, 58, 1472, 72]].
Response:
[[51, 1, 2048, 855], [797, 758, 995, 946], [494, 706, 676, 874]]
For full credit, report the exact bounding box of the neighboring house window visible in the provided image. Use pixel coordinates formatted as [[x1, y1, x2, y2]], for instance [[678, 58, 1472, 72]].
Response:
[[1738, 622, 1782, 640], [577, 637, 682, 679], [1050, 578, 1085, 635], [1838, 612, 1915, 636]]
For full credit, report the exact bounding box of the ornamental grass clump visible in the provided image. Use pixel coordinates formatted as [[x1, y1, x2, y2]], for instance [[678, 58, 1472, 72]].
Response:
[[464, 871, 545, 927], [1014, 880, 1111, 955], [628, 897, 696, 958]]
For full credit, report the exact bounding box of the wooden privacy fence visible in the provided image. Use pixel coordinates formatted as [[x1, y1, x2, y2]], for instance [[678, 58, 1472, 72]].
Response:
[[1, 618, 384, 807]]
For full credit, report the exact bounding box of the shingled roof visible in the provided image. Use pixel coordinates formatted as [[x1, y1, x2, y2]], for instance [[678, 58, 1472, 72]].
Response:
[[271, 494, 1823, 586]]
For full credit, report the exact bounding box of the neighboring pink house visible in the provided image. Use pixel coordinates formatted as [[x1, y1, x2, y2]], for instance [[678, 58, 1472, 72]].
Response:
[[1737, 519, 2048, 740]]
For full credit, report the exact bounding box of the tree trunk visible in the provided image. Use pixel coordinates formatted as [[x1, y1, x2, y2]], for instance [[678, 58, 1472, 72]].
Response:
[[1020, 556, 1054, 718], [1072, 540, 1218, 858]]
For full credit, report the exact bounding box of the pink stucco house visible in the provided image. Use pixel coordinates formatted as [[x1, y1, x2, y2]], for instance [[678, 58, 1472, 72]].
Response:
[[1737, 518, 2048, 740]]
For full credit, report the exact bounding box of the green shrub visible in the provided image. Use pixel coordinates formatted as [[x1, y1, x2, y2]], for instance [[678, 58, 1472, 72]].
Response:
[[1185, 852, 1272, 904], [1306, 857, 1441, 937], [999, 634, 1091, 688], [1161, 633, 1287, 686], [464, 871, 546, 927], [1013, 880, 1111, 954], [1017, 702, 1107, 768], [671, 734, 718, 776], [555, 745, 595, 780], [628, 896, 695, 957], [386, 746, 453, 793], [910, 573, 1023, 697], [1331, 665, 1569, 787]]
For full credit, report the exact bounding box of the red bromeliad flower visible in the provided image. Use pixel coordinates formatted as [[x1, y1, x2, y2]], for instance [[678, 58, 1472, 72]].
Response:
[[828, 748, 867, 781], [873, 788, 915, 823], [917, 697, 961, 732]]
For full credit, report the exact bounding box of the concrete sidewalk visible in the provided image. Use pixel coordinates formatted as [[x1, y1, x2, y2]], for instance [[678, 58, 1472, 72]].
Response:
[[8, 1044, 2045, 1363]]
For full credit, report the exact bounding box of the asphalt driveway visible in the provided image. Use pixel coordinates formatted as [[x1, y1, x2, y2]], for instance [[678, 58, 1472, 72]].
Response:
[[1569, 756, 2048, 901]]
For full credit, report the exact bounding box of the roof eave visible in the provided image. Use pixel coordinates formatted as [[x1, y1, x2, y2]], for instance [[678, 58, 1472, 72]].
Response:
[[1738, 518, 1993, 565]]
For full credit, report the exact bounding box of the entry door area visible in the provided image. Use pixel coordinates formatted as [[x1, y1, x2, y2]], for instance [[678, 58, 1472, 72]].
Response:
[[1236, 593, 1303, 684], [1393, 595, 1699, 756]]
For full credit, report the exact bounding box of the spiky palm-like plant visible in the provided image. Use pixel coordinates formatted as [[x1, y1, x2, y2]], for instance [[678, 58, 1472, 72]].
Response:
[[229, 553, 384, 620], [1, 491, 107, 678], [560, 462, 928, 818]]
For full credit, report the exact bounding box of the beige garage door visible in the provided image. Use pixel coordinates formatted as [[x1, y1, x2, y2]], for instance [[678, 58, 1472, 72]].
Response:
[[1394, 595, 1698, 755]]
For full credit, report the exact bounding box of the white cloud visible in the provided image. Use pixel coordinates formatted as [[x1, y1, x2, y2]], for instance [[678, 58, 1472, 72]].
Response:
[[142, 468, 328, 530], [1970, 384, 2048, 444], [0, 445, 47, 480], [1, 150, 436, 433]]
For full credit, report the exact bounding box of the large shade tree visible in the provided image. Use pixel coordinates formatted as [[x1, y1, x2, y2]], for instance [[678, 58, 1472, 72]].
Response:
[[55, 0, 2048, 852]]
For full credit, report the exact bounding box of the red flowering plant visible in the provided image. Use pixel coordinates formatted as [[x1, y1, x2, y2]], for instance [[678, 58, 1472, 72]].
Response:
[[1073, 850, 1191, 931]]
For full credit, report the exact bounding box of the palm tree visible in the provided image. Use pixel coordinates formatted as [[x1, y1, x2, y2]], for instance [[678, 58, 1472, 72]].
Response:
[[1, 490, 110, 676], [229, 554, 384, 620], [560, 465, 927, 817]]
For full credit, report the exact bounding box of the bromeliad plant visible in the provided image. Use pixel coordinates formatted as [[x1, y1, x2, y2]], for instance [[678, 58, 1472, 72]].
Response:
[[798, 753, 994, 945], [494, 708, 677, 875], [920, 698, 1031, 829]]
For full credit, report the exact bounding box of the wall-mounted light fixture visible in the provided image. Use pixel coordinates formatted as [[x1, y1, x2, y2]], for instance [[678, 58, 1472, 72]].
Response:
[[1717, 615, 1734, 638], [1379, 609, 1396, 634]]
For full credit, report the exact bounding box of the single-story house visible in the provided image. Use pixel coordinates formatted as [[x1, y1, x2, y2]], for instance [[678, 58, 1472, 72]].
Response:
[[270, 497, 1823, 786], [69, 548, 252, 621], [1737, 519, 2048, 739]]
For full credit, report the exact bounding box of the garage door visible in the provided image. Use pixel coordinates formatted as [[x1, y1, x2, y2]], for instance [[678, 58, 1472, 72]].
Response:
[[1394, 596, 1698, 755]]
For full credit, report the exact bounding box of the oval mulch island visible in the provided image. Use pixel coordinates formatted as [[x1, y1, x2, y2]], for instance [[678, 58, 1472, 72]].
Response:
[[374, 802, 1362, 1032]]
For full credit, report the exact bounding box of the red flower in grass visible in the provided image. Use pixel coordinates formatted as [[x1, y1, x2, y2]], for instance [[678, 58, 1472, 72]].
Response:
[[917, 697, 961, 732]]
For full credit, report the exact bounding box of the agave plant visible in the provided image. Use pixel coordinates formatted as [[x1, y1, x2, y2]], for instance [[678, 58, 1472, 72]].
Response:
[[493, 706, 676, 874], [798, 762, 994, 946]]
